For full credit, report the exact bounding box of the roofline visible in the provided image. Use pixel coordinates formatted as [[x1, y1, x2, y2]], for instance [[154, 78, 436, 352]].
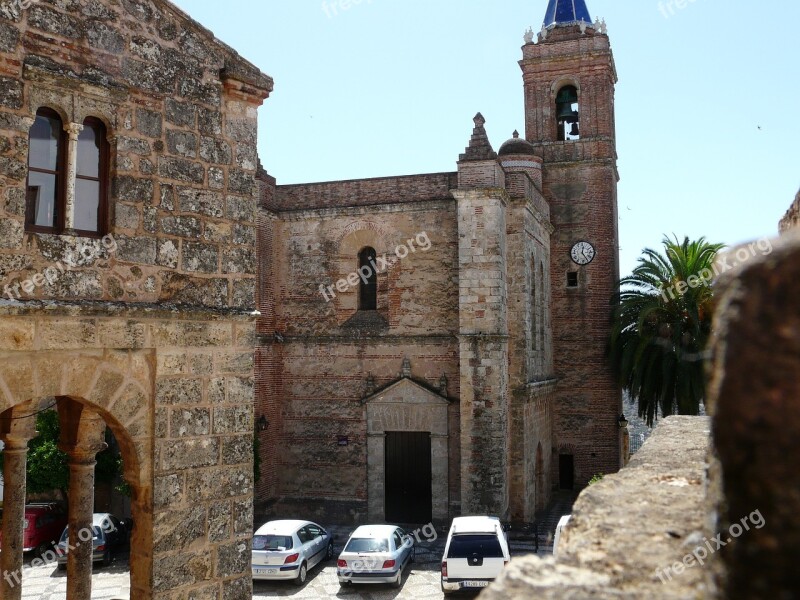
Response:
[[154, 0, 273, 95]]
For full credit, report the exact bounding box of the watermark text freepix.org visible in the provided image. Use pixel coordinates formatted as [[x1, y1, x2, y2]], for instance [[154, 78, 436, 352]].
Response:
[[659, 238, 773, 302], [3, 234, 117, 301], [318, 231, 431, 303], [3, 519, 119, 589], [322, 0, 372, 19], [655, 509, 765, 583]]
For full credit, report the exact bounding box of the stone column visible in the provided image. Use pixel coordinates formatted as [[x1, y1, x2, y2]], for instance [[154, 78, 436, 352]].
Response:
[[0, 438, 32, 599], [0, 403, 38, 600], [63, 123, 83, 231], [57, 401, 107, 600]]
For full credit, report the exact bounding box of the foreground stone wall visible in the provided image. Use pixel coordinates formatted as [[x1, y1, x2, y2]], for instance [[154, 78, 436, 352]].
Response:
[[482, 416, 712, 600], [707, 231, 800, 599]]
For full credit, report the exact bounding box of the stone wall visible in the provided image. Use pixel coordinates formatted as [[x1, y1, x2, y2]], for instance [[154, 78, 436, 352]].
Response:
[[481, 416, 713, 600], [0, 0, 272, 597], [0, 0, 271, 309], [779, 188, 800, 233], [0, 306, 257, 599]]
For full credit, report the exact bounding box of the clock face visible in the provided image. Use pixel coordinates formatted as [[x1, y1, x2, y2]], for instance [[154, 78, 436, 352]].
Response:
[[570, 241, 596, 266]]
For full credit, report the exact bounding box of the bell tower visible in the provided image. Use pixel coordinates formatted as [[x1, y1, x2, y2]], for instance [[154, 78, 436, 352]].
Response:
[[521, 0, 623, 487]]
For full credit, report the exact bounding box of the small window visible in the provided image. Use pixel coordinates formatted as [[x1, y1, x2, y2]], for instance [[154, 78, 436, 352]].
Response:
[[567, 272, 579, 288], [25, 110, 108, 237], [74, 117, 108, 235], [26, 108, 65, 232], [358, 247, 377, 310]]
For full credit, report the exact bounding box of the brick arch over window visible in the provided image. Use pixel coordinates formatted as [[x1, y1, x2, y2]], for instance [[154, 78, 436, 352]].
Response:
[[0, 350, 154, 599]]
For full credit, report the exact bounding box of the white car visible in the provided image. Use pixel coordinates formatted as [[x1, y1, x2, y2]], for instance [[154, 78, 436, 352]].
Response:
[[440, 516, 510, 594], [251, 520, 334, 585], [337, 524, 414, 588]]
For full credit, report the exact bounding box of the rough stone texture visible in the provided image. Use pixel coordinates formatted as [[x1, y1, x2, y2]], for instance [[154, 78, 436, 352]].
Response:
[[779, 188, 800, 233], [481, 416, 712, 600], [707, 232, 800, 599], [0, 0, 272, 598], [0, 0, 272, 310]]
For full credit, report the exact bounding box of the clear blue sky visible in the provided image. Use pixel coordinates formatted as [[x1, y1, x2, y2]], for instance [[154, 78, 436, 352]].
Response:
[[173, 0, 800, 276]]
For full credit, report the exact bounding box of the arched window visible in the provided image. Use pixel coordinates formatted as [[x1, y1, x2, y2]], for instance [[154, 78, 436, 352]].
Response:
[[359, 247, 377, 310], [25, 110, 108, 236], [26, 108, 65, 232], [555, 85, 580, 141], [74, 117, 109, 235]]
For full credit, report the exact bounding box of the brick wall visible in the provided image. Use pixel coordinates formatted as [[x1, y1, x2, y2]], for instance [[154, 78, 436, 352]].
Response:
[[522, 25, 623, 487]]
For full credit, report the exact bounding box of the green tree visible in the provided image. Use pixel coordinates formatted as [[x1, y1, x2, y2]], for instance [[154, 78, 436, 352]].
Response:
[[0, 409, 124, 499], [610, 236, 724, 426]]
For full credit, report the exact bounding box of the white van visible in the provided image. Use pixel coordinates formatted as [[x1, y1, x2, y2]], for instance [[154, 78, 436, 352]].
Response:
[[440, 516, 510, 594]]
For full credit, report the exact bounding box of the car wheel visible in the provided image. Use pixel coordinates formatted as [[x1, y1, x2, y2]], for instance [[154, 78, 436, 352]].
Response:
[[36, 542, 50, 559], [392, 568, 403, 588], [294, 562, 307, 586], [326, 542, 334, 561], [102, 549, 112, 567], [410, 547, 416, 564]]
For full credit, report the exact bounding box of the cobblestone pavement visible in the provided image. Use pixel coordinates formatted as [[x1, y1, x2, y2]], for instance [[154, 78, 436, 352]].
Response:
[[17, 542, 547, 599]]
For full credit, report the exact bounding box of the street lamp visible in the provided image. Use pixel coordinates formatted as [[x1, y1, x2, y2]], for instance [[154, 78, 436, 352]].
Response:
[[618, 414, 629, 429]]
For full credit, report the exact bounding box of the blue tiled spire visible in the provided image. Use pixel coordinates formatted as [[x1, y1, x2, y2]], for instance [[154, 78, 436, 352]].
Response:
[[543, 0, 593, 29]]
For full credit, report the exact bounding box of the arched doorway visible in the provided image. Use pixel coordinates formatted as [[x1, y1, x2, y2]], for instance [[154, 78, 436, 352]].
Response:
[[0, 351, 153, 600]]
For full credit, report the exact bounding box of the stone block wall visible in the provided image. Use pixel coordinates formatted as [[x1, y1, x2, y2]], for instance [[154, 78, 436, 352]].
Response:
[[0, 306, 257, 599], [0, 0, 271, 597], [454, 184, 510, 516], [0, 0, 271, 309], [779, 188, 800, 233]]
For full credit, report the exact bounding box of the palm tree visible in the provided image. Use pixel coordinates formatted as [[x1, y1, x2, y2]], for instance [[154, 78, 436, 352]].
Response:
[[610, 236, 724, 426]]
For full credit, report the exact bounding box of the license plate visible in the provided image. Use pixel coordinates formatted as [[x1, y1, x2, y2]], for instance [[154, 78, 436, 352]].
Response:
[[462, 581, 489, 588], [254, 568, 277, 575]]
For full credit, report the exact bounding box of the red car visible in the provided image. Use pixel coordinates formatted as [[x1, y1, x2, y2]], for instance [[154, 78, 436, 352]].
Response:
[[0, 503, 68, 556]]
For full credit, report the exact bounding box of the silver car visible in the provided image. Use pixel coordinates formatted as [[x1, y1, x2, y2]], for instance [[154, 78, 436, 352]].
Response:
[[337, 524, 414, 588], [251, 520, 334, 585]]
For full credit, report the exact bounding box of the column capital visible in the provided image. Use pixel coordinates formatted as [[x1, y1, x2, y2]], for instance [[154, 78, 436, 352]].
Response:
[[58, 441, 108, 464], [65, 122, 84, 139]]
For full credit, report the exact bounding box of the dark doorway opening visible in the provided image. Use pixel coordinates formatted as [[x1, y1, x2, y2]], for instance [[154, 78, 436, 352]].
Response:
[[385, 432, 432, 524], [559, 454, 575, 490]]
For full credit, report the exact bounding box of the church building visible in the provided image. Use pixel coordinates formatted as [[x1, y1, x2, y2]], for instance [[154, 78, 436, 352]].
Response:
[[256, 0, 623, 525]]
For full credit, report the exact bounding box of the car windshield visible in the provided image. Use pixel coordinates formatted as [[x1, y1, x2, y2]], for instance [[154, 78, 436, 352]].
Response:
[[344, 537, 389, 553], [447, 534, 504, 558], [59, 526, 103, 543], [252, 535, 293, 551]]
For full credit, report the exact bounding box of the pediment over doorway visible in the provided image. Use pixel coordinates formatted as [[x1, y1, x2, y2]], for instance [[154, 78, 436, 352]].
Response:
[[365, 378, 449, 436]]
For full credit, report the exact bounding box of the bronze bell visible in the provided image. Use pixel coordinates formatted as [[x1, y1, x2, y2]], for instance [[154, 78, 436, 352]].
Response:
[[557, 103, 579, 123], [570, 122, 580, 136]]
